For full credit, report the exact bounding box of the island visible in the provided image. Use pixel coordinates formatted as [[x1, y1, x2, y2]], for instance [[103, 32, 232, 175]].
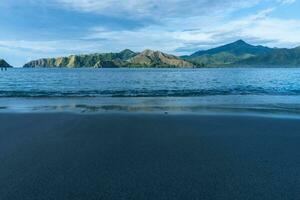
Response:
[[23, 40, 300, 68], [183, 40, 300, 67], [23, 49, 194, 68], [0, 59, 13, 69]]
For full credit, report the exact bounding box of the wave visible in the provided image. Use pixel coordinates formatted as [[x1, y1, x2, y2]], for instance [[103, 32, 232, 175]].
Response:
[[1, 88, 300, 97]]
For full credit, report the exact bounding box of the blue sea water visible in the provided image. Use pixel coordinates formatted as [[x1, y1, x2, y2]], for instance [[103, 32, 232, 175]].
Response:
[[1, 68, 300, 114]]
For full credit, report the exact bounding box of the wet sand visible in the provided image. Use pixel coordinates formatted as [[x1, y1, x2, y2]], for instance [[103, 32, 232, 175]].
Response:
[[0, 113, 300, 199]]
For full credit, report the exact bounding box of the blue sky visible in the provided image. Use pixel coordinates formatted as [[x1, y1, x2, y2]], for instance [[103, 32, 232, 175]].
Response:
[[0, 0, 299, 66]]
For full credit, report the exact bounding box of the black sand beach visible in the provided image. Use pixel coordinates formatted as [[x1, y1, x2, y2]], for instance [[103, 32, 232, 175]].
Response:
[[0, 113, 300, 199]]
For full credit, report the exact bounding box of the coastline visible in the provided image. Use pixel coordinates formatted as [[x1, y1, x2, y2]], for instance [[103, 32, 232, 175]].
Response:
[[1, 96, 300, 119], [1, 112, 300, 199]]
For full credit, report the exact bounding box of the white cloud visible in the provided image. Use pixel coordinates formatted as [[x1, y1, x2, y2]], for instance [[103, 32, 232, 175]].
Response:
[[57, 0, 261, 19], [0, 40, 100, 53], [1, 0, 300, 66], [277, 0, 296, 4], [0, 39, 108, 66], [84, 8, 300, 55], [209, 8, 300, 47], [2, 6, 299, 65]]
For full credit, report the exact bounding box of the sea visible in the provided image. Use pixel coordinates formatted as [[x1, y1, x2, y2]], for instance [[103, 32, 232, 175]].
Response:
[[1, 67, 300, 115]]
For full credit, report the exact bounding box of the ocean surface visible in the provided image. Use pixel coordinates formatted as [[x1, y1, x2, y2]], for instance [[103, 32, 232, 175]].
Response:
[[1, 68, 300, 114]]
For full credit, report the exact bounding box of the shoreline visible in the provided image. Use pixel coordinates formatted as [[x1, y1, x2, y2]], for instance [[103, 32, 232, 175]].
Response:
[[8, 66, 300, 69], [1, 112, 300, 199], [1, 96, 300, 119], [1, 110, 300, 120]]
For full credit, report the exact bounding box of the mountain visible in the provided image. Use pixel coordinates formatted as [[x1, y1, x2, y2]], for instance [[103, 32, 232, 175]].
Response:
[[238, 46, 300, 66], [127, 50, 193, 68], [0, 59, 12, 68], [183, 40, 274, 67], [190, 40, 272, 57], [23, 49, 194, 68], [23, 49, 138, 68], [22, 41, 300, 68], [118, 49, 138, 60]]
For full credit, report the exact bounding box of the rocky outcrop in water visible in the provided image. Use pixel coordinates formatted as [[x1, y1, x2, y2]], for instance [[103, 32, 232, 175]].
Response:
[[0, 59, 12, 68]]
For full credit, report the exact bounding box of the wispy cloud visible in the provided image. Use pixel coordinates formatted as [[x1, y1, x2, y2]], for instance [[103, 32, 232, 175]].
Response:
[[0, 40, 103, 53], [57, 0, 261, 19], [2, 5, 300, 66], [0, 39, 108, 66], [85, 8, 300, 55], [277, 0, 296, 4], [0, 0, 299, 66]]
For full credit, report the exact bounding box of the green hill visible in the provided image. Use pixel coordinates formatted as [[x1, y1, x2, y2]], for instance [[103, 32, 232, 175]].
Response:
[[190, 40, 272, 57], [22, 40, 300, 68], [183, 40, 273, 67], [23, 49, 138, 68], [238, 47, 300, 66], [127, 50, 193, 68], [23, 49, 194, 68]]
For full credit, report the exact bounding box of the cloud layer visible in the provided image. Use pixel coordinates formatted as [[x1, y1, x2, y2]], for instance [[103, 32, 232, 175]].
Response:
[[57, 0, 260, 19], [0, 0, 299, 66]]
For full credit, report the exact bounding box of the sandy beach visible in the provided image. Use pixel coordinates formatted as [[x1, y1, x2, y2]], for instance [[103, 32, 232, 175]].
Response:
[[0, 113, 300, 199]]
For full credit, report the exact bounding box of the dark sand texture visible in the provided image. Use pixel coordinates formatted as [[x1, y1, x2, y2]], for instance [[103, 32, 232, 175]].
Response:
[[0, 113, 300, 200]]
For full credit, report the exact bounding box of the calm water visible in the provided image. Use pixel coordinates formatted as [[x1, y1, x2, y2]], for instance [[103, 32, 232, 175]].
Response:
[[1, 68, 300, 114]]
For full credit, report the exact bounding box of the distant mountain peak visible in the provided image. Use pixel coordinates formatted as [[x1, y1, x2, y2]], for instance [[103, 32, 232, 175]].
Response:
[[224, 40, 252, 48], [120, 49, 135, 54], [294, 46, 300, 50], [128, 49, 193, 68], [233, 39, 248, 45], [140, 49, 165, 58], [141, 49, 156, 54], [119, 49, 137, 60], [190, 39, 272, 58]]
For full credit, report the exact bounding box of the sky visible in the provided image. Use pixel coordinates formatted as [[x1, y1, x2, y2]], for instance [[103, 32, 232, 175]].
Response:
[[0, 0, 299, 66]]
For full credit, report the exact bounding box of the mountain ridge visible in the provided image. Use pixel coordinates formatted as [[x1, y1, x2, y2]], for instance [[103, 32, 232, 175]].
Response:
[[23, 40, 300, 68], [127, 50, 193, 68], [238, 47, 300, 66], [183, 40, 277, 67], [190, 40, 273, 58], [23, 49, 194, 68]]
